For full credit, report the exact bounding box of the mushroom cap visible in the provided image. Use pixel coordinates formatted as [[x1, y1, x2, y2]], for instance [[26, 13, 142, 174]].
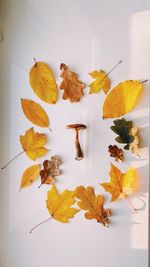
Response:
[[66, 124, 87, 130]]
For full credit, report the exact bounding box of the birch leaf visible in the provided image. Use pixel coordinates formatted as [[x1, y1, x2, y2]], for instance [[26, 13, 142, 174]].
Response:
[[46, 185, 79, 223], [103, 80, 143, 118], [21, 99, 49, 128], [29, 61, 58, 104], [100, 164, 136, 202], [20, 127, 48, 160], [75, 186, 111, 226], [20, 164, 40, 190], [89, 70, 111, 94]]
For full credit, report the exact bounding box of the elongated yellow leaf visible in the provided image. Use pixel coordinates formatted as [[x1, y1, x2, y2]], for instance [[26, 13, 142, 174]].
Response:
[[20, 164, 40, 190], [21, 99, 49, 128], [103, 80, 143, 118], [29, 61, 58, 104]]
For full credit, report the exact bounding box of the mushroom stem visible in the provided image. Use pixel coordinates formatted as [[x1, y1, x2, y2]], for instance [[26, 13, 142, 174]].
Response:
[[75, 129, 84, 160]]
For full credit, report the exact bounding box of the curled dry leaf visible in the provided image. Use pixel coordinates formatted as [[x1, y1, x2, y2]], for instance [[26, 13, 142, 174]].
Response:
[[21, 99, 50, 129], [129, 127, 140, 156], [46, 185, 79, 223], [89, 70, 111, 94], [100, 164, 136, 202], [75, 186, 111, 227], [29, 61, 58, 104], [60, 63, 85, 102], [39, 155, 62, 188], [103, 80, 144, 118], [20, 164, 40, 190], [20, 127, 48, 160], [108, 145, 123, 162]]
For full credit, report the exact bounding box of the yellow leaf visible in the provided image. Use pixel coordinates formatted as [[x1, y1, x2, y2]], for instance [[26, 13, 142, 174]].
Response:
[[46, 185, 79, 223], [103, 80, 143, 118], [89, 70, 111, 94], [100, 163, 136, 202], [20, 127, 48, 160], [21, 99, 49, 128], [20, 164, 40, 190], [29, 61, 58, 104], [75, 186, 111, 226]]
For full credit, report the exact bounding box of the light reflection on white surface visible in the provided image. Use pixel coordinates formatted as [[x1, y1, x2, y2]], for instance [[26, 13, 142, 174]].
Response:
[[129, 10, 149, 251]]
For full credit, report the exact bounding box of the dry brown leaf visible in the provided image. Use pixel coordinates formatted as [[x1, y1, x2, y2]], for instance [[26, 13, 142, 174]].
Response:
[[60, 63, 85, 102], [39, 156, 62, 188], [108, 145, 123, 162]]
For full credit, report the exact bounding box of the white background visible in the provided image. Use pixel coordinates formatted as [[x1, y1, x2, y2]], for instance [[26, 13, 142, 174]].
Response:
[[0, 1, 149, 267]]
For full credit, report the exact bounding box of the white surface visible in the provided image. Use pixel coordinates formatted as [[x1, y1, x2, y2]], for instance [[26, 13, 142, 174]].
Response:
[[0, 1, 149, 267]]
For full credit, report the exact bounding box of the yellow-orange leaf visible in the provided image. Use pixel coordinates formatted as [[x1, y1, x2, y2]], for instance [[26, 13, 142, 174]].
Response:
[[100, 164, 136, 202], [20, 127, 48, 160], [21, 99, 49, 128], [46, 185, 79, 223], [20, 164, 40, 190], [103, 80, 143, 118], [89, 70, 111, 94], [29, 61, 58, 104], [75, 186, 111, 226]]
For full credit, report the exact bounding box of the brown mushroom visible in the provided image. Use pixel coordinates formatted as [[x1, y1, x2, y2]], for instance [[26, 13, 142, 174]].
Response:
[[66, 124, 87, 161]]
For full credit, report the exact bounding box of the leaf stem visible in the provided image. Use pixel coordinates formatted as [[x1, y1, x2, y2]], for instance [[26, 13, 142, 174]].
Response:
[[48, 127, 52, 132], [105, 60, 123, 78], [126, 197, 137, 212], [140, 79, 148, 84], [1, 151, 24, 169], [33, 58, 37, 65], [30, 217, 52, 234]]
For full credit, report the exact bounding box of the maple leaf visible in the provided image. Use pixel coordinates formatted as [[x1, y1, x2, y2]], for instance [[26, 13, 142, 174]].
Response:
[[89, 70, 111, 94], [75, 186, 111, 227], [39, 155, 62, 188], [108, 145, 123, 162], [21, 99, 51, 130], [20, 164, 40, 191], [46, 185, 79, 223], [60, 63, 85, 102], [20, 127, 48, 160], [100, 164, 136, 202], [103, 80, 146, 118], [29, 61, 58, 104]]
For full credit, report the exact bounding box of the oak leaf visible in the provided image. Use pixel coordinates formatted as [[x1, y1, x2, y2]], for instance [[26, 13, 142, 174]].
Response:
[[100, 164, 136, 202], [20, 127, 48, 160], [39, 156, 62, 188], [60, 63, 85, 102], [103, 80, 144, 118], [20, 164, 40, 190], [111, 118, 140, 155], [75, 186, 111, 226], [89, 70, 111, 94], [29, 61, 58, 104], [108, 145, 123, 162], [46, 185, 79, 223], [21, 99, 50, 128]]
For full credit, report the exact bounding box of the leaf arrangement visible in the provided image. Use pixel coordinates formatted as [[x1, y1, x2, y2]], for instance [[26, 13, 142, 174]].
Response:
[[1, 59, 147, 233]]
